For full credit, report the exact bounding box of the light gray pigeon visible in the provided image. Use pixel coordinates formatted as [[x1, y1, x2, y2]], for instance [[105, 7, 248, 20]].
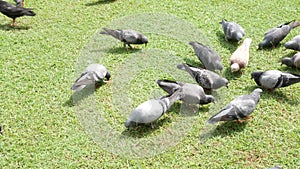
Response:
[[156, 79, 215, 105], [14, 0, 23, 7], [189, 41, 223, 72], [206, 88, 262, 124], [267, 166, 282, 169], [71, 64, 111, 92], [281, 52, 300, 69], [125, 88, 183, 128], [284, 35, 300, 51], [230, 38, 252, 74], [251, 70, 300, 91], [220, 19, 245, 42], [177, 63, 228, 90], [258, 20, 300, 49], [99, 28, 148, 48]]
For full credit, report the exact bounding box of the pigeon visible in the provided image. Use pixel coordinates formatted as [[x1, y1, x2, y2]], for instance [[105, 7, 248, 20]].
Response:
[[206, 88, 263, 124], [0, 0, 35, 26], [258, 20, 300, 50], [189, 41, 223, 72], [156, 79, 215, 105], [219, 19, 245, 42], [100, 28, 148, 48], [71, 64, 111, 92], [177, 63, 228, 90], [267, 166, 282, 169], [230, 38, 252, 74], [281, 52, 300, 69], [14, 0, 23, 7], [125, 88, 183, 128], [284, 35, 300, 51], [251, 70, 300, 91]]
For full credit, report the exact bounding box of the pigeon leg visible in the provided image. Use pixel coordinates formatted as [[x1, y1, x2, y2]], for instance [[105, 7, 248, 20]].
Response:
[[11, 19, 16, 27], [128, 44, 133, 49], [22, 0, 24, 7], [237, 119, 245, 123], [239, 70, 243, 75]]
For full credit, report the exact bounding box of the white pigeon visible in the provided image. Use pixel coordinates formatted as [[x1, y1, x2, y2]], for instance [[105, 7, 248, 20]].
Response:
[[230, 38, 252, 74]]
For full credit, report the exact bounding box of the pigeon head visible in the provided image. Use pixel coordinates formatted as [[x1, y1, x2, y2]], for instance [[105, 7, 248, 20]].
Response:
[[253, 88, 263, 94], [251, 71, 263, 86], [232, 32, 243, 42], [141, 35, 148, 46], [284, 41, 298, 50], [281, 57, 293, 67], [230, 63, 240, 72], [105, 71, 111, 80], [216, 62, 224, 72], [125, 119, 136, 128], [220, 78, 229, 88], [200, 95, 215, 104], [258, 41, 265, 50]]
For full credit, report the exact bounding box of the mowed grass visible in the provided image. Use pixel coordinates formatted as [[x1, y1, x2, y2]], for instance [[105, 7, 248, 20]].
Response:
[[0, 0, 300, 168]]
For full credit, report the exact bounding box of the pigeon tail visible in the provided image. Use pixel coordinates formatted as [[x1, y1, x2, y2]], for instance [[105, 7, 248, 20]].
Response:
[[289, 21, 300, 29], [167, 87, 183, 107], [156, 79, 181, 94], [99, 28, 121, 40], [23, 9, 36, 16], [282, 74, 300, 87]]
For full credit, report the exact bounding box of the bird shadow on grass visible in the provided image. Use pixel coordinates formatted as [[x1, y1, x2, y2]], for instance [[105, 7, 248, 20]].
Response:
[[0, 24, 31, 31], [106, 46, 142, 55], [183, 58, 202, 68], [243, 85, 299, 105], [223, 67, 242, 81], [121, 116, 172, 138], [63, 83, 105, 107], [215, 30, 238, 53], [85, 0, 116, 6], [200, 121, 247, 140]]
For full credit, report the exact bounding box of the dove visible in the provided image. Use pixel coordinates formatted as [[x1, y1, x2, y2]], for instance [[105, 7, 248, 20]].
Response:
[[125, 88, 183, 128], [177, 63, 228, 90], [251, 70, 300, 91], [281, 52, 300, 69], [284, 35, 300, 51], [156, 79, 215, 105], [206, 88, 263, 124], [258, 20, 300, 49], [14, 0, 23, 7], [99, 28, 148, 48], [189, 41, 223, 72], [71, 64, 111, 92], [0, 0, 35, 26], [230, 38, 252, 74], [220, 19, 245, 42]]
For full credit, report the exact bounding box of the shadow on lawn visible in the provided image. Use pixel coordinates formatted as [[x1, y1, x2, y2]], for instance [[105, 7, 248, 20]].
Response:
[[85, 0, 117, 6], [106, 46, 142, 54], [63, 83, 106, 107], [199, 121, 247, 140], [215, 30, 238, 53], [0, 24, 31, 31]]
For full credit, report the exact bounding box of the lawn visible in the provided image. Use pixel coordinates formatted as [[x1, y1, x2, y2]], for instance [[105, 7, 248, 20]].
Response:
[[0, 0, 299, 168]]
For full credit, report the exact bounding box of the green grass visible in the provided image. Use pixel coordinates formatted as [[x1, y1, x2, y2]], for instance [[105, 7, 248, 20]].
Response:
[[1, 0, 300, 168]]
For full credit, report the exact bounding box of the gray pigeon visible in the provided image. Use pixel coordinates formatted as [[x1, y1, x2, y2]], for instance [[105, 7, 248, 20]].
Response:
[[125, 88, 183, 128], [177, 63, 228, 90], [251, 70, 300, 91], [258, 20, 300, 50], [284, 35, 300, 51], [206, 88, 262, 124], [230, 38, 252, 73], [267, 166, 282, 169], [100, 28, 148, 48], [156, 79, 215, 105], [281, 52, 300, 69], [71, 64, 111, 92], [14, 0, 23, 7], [220, 19, 245, 42], [189, 41, 223, 72]]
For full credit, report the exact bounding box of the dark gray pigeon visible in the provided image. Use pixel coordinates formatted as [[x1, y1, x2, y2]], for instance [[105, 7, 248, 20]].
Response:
[[14, 0, 23, 7], [177, 63, 228, 91], [206, 88, 262, 124], [258, 20, 300, 50], [220, 19, 245, 42], [0, 0, 35, 26], [71, 64, 111, 92], [284, 35, 300, 51], [189, 41, 223, 72], [251, 70, 300, 91], [156, 79, 215, 105], [100, 28, 148, 48], [125, 88, 183, 128], [281, 52, 300, 69]]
